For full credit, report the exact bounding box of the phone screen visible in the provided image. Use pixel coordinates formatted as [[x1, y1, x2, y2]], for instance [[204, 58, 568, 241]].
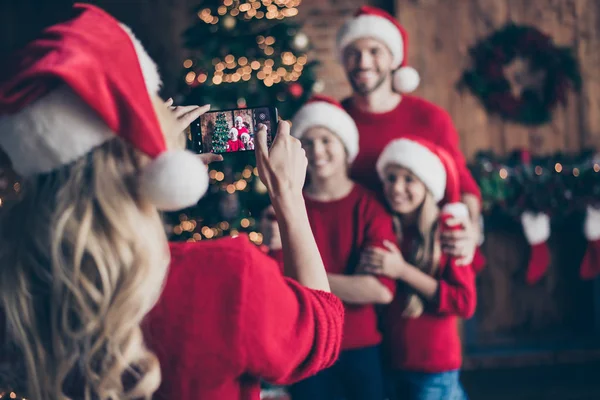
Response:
[[188, 106, 278, 154]]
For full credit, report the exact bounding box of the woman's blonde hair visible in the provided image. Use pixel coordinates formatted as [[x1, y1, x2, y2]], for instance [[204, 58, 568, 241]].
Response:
[[0, 138, 169, 399], [394, 190, 442, 318]]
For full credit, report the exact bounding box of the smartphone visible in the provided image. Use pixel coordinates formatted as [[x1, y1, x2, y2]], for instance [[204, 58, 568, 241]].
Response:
[[188, 106, 278, 154]]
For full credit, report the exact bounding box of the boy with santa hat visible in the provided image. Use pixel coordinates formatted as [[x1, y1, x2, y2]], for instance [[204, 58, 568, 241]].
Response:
[[337, 6, 482, 267]]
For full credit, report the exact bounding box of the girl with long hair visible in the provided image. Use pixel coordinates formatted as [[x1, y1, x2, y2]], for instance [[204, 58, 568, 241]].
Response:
[[359, 138, 477, 400]]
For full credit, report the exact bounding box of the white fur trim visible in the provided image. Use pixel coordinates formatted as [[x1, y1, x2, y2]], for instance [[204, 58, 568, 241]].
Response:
[[376, 139, 446, 202], [119, 23, 161, 95], [393, 66, 420, 93], [584, 206, 600, 241], [140, 149, 209, 211], [521, 212, 550, 245], [291, 101, 359, 163], [0, 85, 113, 176], [337, 14, 403, 68], [442, 203, 469, 219]]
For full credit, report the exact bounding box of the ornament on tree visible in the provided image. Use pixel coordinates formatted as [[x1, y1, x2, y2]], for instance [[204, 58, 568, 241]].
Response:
[[288, 83, 303, 99], [222, 15, 236, 30], [312, 79, 325, 93], [292, 32, 309, 51], [521, 211, 551, 284], [580, 206, 600, 280]]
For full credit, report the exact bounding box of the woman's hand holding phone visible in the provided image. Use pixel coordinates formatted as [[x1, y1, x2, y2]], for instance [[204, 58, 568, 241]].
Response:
[[255, 121, 330, 292], [164, 99, 223, 165]]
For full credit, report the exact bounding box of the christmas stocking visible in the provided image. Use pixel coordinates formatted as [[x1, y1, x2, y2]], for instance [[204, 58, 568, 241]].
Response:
[[521, 211, 551, 285], [580, 206, 600, 280]]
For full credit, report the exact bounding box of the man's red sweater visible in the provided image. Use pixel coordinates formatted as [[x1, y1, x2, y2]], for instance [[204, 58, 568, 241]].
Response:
[[304, 184, 397, 350], [343, 96, 481, 200], [384, 230, 477, 373], [144, 235, 344, 400]]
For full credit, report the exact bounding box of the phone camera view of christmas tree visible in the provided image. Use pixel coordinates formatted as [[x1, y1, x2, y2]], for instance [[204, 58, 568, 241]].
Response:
[[200, 108, 264, 153]]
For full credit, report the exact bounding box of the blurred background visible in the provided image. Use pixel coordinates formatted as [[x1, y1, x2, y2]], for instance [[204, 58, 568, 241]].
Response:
[[2, 0, 600, 398]]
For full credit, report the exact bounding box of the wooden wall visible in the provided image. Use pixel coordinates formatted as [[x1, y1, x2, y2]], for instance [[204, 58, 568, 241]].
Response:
[[396, 0, 600, 159], [394, 0, 600, 367]]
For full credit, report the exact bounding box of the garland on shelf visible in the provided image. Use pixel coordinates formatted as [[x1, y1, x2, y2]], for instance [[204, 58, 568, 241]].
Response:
[[460, 23, 582, 126], [471, 149, 600, 220]]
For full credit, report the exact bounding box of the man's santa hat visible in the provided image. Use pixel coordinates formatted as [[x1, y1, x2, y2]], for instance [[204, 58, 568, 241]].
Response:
[[291, 95, 359, 163], [337, 6, 420, 93], [376, 138, 469, 220], [235, 116, 244, 124], [0, 3, 208, 211]]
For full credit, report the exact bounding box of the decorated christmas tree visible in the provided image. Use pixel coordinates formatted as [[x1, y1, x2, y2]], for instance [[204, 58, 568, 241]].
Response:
[[166, 0, 321, 246], [212, 112, 231, 152]]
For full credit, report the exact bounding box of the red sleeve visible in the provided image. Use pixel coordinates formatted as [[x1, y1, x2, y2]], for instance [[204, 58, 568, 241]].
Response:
[[434, 111, 481, 200], [432, 255, 477, 318], [240, 243, 344, 385], [362, 194, 397, 295]]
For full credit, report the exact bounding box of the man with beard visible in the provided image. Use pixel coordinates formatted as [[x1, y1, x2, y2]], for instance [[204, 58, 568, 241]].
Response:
[[337, 6, 481, 265]]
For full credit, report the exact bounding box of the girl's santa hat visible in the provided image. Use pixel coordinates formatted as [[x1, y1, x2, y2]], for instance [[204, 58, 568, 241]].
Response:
[[376, 137, 468, 219], [377, 137, 488, 271], [0, 3, 208, 211], [580, 206, 600, 280], [336, 6, 420, 93], [229, 127, 239, 137], [291, 95, 359, 163]]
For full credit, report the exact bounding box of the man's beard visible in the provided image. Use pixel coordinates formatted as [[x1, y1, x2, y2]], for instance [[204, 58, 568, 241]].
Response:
[[348, 69, 389, 96]]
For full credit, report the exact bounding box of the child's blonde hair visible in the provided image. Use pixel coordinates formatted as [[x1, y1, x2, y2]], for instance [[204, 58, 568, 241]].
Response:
[[393, 186, 442, 318]]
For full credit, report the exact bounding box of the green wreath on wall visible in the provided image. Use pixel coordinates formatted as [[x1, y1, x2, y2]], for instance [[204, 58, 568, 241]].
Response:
[[460, 23, 582, 126]]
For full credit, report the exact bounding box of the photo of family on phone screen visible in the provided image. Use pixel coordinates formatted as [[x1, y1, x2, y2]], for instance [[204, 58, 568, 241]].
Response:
[[197, 107, 274, 154]]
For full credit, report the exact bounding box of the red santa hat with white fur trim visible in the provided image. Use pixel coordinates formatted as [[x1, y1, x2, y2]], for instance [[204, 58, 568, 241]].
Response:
[[291, 95, 359, 163], [376, 137, 469, 219], [580, 206, 600, 280], [336, 6, 420, 93], [0, 3, 208, 211]]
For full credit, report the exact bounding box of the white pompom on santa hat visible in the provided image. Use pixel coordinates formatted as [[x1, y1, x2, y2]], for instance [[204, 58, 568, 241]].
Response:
[[291, 95, 359, 163], [0, 3, 208, 211], [336, 6, 420, 93]]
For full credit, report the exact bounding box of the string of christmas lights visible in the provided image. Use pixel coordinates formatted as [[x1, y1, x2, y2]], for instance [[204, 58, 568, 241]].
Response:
[[184, 49, 308, 87], [167, 165, 269, 244], [197, 0, 302, 24], [471, 149, 600, 219]]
